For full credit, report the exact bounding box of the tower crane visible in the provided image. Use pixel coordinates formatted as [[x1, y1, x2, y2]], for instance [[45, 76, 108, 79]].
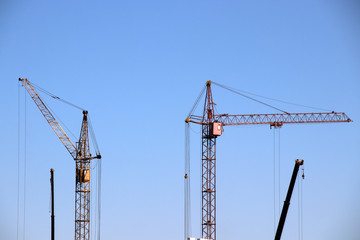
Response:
[[19, 78, 101, 240], [185, 81, 352, 240]]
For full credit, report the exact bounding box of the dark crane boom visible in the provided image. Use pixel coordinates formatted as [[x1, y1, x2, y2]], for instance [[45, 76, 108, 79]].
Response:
[[50, 168, 55, 240], [274, 159, 304, 240]]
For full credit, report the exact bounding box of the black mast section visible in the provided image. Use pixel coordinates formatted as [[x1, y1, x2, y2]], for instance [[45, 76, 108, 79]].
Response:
[[274, 159, 304, 240], [50, 168, 55, 240]]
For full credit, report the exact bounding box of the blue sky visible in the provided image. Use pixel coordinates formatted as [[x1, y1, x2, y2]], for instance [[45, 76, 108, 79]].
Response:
[[1, 1, 359, 240]]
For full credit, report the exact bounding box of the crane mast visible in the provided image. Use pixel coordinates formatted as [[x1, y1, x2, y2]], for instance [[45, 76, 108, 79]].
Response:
[[75, 111, 92, 240], [185, 81, 352, 240], [19, 78, 100, 240], [201, 81, 217, 240]]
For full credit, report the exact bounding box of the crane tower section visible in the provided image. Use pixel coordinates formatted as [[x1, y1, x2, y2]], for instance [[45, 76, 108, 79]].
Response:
[[201, 81, 217, 240], [75, 111, 91, 240]]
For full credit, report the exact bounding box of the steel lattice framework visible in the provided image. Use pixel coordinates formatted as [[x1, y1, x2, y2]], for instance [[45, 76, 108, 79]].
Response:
[[185, 81, 352, 240], [188, 112, 351, 127], [75, 111, 91, 240], [19, 78, 77, 158], [202, 123, 216, 239], [200, 83, 217, 240], [19, 78, 101, 240]]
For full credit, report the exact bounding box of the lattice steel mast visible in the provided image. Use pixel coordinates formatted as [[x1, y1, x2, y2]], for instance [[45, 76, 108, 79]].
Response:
[[19, 78, 101, 240], [200, 81, 217, 240], [185, 81, 352, 240], [74, 110, 92, 240]]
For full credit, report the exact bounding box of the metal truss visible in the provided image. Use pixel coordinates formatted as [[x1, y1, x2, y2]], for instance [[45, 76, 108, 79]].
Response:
[[75, 111, 91, 240], [188, 112, 351, 127], [75, 160, 91, 240], [202, 123, 216, 240]]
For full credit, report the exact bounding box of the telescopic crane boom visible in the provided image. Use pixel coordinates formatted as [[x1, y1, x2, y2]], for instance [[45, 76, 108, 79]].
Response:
[[274, 159, 304, 240], [19, 78, 101, 240], [185, 81, 352, 240]]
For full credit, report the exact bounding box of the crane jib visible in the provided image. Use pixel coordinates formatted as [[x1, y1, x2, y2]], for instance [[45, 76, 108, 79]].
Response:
[[19, 78, 78, 159], [186, 112, 352, 126]]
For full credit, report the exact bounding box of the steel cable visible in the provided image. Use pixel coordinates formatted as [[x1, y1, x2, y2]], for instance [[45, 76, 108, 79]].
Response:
[[40, 95, 78, 141], [212, 81, 332, 112], [298, 172, 300, 240], [273, 130, 276, 234], [97, 157, 102, 240], [213, 82, 288, 113], [23, 89, 27, 240], [187, 85, 206, 119], [184, 123, 191, 240], [278, 129, 281, 217], [88, 116, 100, 156], [17, 82, 20, 240], [92, 161, 97, 240], [300, 174, 302, 240], [297, 167, 304, 240], [30, 81, 84, 111]]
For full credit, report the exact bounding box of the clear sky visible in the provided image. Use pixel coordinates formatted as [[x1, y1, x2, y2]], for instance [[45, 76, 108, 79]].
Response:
[[1, 1, 359, 240]]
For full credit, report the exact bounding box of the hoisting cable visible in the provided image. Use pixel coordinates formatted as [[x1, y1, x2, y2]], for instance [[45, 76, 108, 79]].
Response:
[[300, 166, 304, 240], [212, 81, 332, 112], [273, 129, 276, 234], [184, 83, 204, 239], [186, 85, 206, 119], [88, 116, 101, 156], [91, 159, 97, 240], [92, 159, 99, 240], [17, 82, 21, 240], [184, 123, 187, 240], [88, 115, 101, 240], [30, 81, 85, 111], [23, 87, 27, 240], [278, 128, 281, 217], [273, 127, 282, 231], [297, 165, 305, 240], [298, 170, 301, 240], [212, 82, 288, 114], [188, 124, 201, 134], [18, 82, 28, 240], [97, 156, 102, 240], [184, 123, 192, 240], [94, 157, 102, 240]]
